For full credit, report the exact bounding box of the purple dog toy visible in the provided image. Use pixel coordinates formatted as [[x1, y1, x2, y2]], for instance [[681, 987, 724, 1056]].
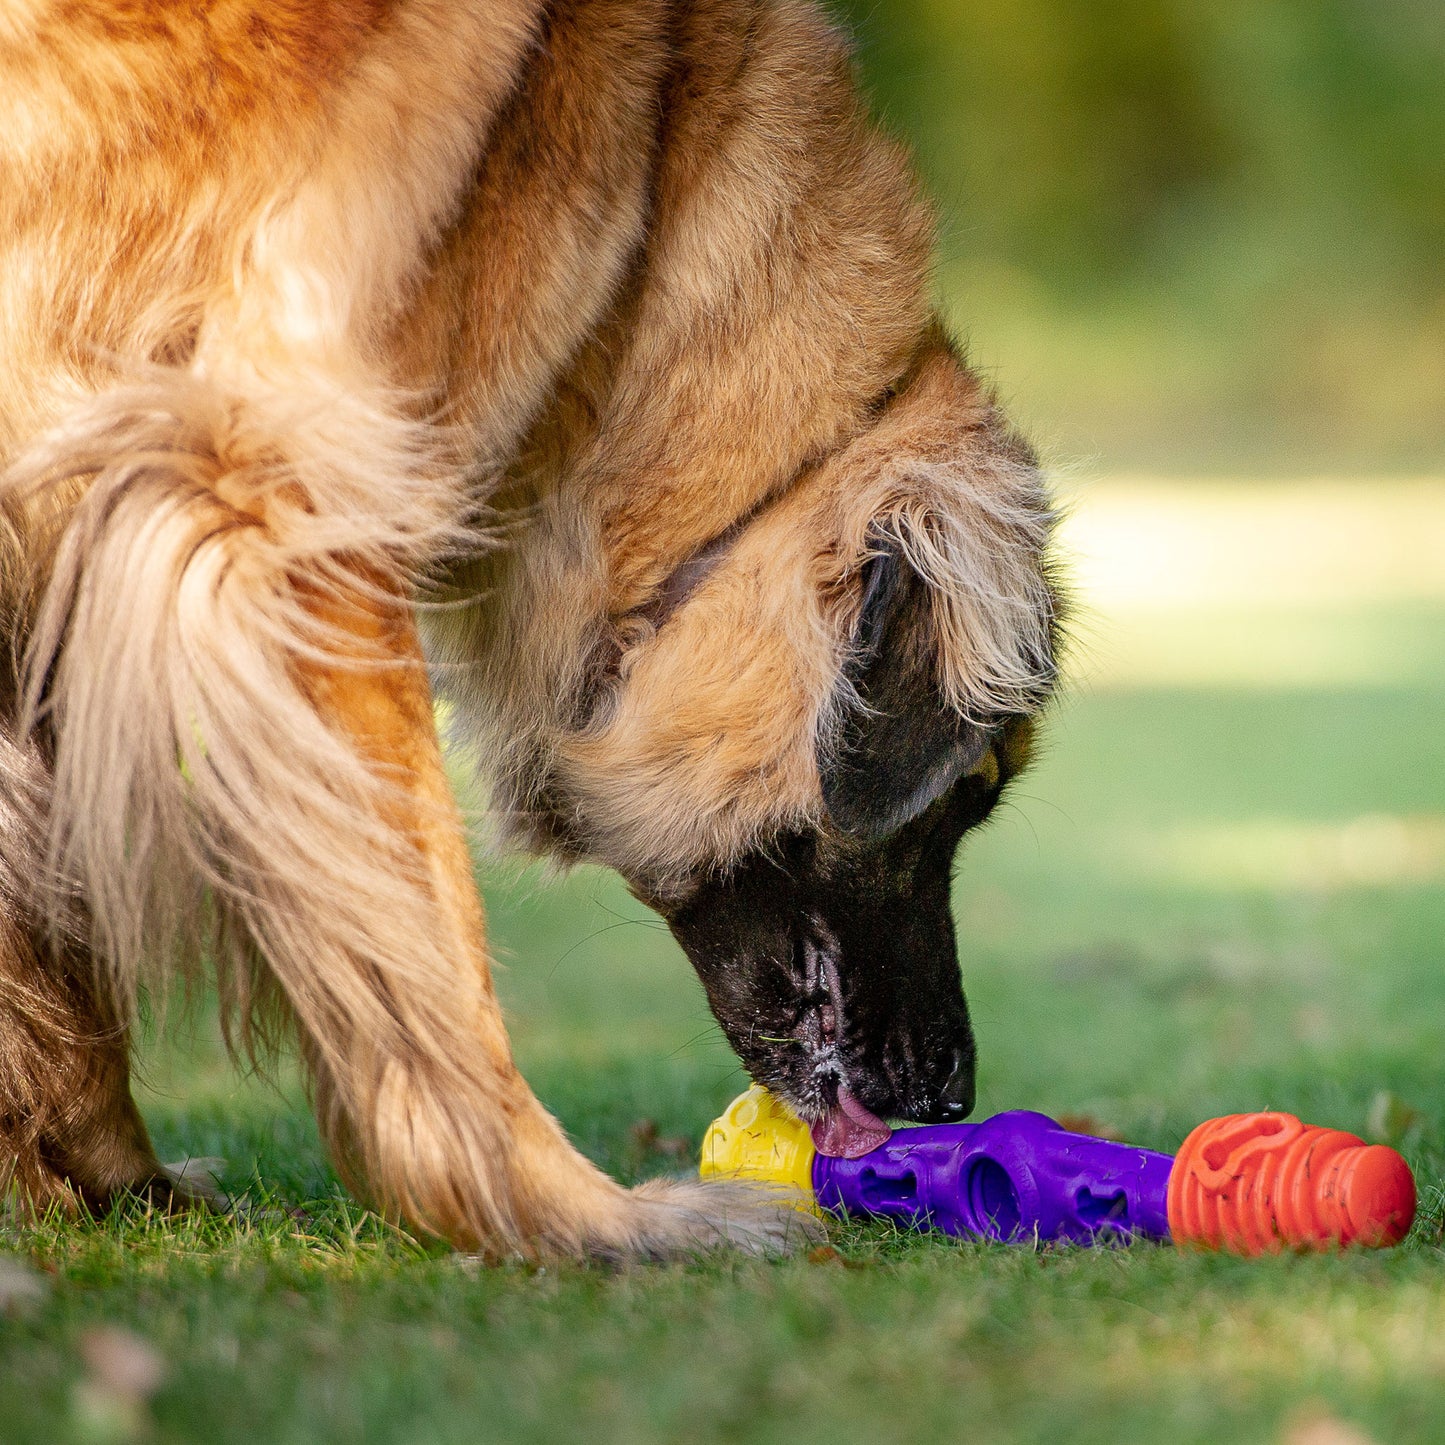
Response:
[[815, 1109, 1171, 1242]]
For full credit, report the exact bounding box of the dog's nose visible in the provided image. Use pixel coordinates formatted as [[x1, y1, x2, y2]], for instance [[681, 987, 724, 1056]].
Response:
[[927, 1047, 975, 1123]]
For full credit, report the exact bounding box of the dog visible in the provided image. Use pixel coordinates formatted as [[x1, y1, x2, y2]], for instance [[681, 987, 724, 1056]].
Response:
[[0, 0, 1059, 1258]]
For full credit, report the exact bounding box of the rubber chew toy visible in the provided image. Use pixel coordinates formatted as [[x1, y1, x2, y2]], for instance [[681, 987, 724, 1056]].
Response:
[[701, 1086, 1417, 1254]]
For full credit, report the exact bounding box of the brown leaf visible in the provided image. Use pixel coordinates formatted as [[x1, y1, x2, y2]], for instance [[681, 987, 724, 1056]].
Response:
[[627, 1119, 660, 1151], [627, 1119, 694, 1165], [1055, 1112, 1126, 1142], [79, 1327, 166, 1400], [806, 1245, 867, 1269]]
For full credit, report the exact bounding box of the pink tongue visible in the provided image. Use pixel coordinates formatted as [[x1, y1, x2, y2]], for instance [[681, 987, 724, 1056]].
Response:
[[810, 1087, 892, 1159]]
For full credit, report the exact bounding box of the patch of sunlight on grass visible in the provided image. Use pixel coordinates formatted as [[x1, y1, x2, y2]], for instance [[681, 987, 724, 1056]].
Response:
[[1066, 602, 1445, 690], [1119, 814, 1445, 892], [1049, 1276, 1445, 1399], [1061, 477, 1445, 610], [1055, 476, 1445, 690]]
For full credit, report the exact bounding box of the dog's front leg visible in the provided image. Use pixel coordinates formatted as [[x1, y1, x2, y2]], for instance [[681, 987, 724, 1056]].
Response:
[[286, 572, 544, 1250], [285, 574, 800, 1259]]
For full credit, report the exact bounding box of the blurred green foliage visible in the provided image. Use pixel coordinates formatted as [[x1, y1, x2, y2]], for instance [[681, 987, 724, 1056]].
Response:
[[833, 0, 1445, 470]]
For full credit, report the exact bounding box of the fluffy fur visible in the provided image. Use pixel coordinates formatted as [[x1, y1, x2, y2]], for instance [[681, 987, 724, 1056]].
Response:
[[0, 0, 1058, 1258]]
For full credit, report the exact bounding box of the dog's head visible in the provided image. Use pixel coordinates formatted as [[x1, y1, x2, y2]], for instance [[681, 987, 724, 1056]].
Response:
[[487, 339, 1059, 1146]]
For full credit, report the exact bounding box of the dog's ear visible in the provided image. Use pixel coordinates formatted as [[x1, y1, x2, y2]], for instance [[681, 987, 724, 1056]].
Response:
[[820, 537, 992, 841]]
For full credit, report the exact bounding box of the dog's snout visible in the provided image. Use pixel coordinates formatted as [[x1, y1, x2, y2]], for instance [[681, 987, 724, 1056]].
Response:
[[665, 838, 981, 1131], [916, 1045, 975, 1123]]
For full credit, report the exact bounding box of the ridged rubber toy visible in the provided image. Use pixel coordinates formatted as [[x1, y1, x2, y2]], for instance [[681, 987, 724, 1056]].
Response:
[[1167, 1112, 1416, 1253], [701, 1086, 1416, 1254]]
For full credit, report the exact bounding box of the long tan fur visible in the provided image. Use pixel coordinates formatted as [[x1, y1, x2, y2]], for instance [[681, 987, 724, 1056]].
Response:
[[0, 0, 1057, 1256]]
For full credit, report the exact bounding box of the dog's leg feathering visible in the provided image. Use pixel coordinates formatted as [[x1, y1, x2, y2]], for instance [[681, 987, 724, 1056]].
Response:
[[5, 375, 808, 1259], [293, 567, 812, 1259]]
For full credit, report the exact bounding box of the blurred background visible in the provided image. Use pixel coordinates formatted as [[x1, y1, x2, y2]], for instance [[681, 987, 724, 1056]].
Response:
[[833, 0, 1445, 474]]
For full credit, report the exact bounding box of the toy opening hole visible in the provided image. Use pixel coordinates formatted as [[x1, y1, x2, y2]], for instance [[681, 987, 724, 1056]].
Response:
[[1075, 1186, 1130, 1233], [857, 1166, 918, 1212], [966, 1157, 1022, 1240], [1201, 1140, 1230, 1170]]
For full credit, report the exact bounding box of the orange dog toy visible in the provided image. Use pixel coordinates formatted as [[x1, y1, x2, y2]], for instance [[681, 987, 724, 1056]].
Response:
[[1168, 1112, 1416, 1254]]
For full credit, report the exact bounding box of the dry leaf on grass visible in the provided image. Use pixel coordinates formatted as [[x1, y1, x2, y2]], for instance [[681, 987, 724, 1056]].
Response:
[[1054, 1113, 1126, 1142], [1364, 1090, 1422, 1147], [160, 1155, 231, 1210], [806, 1245, 868, 1269], [626, 1119, 694, 1164]]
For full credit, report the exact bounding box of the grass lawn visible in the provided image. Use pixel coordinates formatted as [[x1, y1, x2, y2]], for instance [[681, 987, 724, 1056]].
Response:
[[2, 477, 1443, 1444]]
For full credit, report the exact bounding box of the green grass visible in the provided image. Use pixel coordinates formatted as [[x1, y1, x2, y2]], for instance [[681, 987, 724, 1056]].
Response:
[[4, 480, 1445, 1444]]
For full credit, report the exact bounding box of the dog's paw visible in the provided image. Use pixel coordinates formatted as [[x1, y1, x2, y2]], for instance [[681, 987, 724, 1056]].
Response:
[[603, 1176, 825, 1262], [158, 1156, 231, 1212]]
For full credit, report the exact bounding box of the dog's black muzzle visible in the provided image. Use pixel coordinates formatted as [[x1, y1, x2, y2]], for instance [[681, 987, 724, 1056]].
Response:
[[662, 828, 977, 1129]]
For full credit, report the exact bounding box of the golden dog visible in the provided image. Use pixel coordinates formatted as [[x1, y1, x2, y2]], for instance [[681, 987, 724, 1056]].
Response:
[[0, 0, 1059, 1258]]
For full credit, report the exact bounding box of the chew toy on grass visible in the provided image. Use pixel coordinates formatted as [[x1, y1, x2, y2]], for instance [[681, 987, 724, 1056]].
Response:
[[701, 1086, 1417, 1254]]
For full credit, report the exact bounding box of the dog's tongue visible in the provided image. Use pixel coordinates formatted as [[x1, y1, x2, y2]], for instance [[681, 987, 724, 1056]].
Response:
[[810, 1087, 891, 1159]]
